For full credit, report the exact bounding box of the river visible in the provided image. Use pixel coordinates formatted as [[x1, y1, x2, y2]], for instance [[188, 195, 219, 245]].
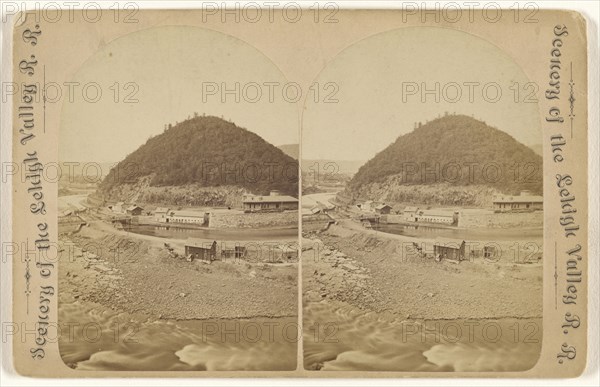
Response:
[[373, 223, 543, 241], [59, 301, 298, 371], [123, 224, 297, 241], [304, 302, 542, 372]]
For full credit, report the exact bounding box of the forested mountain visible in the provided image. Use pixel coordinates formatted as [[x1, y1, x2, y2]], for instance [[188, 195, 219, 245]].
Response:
[[99, 116, 298, 197], [347, 115, 542, 202]]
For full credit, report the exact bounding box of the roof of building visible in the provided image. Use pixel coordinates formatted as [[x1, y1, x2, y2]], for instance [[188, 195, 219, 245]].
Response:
[[185, 244, 213, 250], [169, 210, 205, 218], [185, 240, 217, 250], [243, 195, 298, 203], [221, 244, 247, 250], [126, 205, 143, 211], [433, 237, 466, 247], [155, 207, 170, 213], [493, 195, 543, 203], [404, 206, 419, 212], [421, 209, 456, 217], [375, 204, 392, 210]]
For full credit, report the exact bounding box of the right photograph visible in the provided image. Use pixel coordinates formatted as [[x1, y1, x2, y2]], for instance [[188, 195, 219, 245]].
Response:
[[301, 27, 544, 372]]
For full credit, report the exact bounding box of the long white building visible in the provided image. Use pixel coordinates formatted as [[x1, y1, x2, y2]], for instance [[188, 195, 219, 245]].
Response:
[[154, 208, 207, 224]]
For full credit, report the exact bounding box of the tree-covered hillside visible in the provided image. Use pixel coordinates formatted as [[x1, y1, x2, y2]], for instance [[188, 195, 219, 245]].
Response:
[[99, 116, 298, 196], [348, 114, 542, 196]]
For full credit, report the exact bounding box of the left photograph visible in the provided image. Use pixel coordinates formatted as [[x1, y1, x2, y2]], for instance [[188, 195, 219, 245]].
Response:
[[57, 25, 299, 371]]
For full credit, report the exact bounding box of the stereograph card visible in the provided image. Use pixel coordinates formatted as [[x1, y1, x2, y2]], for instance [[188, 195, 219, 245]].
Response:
[[4, 4, 593, 379]]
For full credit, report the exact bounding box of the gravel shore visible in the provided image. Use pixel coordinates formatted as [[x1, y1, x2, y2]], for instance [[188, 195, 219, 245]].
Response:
[[303, 224, 543, 320], [59, 224, 298, 320]]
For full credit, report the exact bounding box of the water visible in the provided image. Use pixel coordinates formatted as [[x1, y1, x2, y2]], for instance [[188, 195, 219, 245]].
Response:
[[59, 302, 298, 371], [373, 223, 542, 241], [304, 302, 542, 371], [124, 224, 297, 241], [58, 300, 541, 372]]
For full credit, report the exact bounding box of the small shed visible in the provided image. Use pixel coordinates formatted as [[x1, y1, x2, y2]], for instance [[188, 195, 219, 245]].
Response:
[[126, 205, 144, 216], [375, 204, 392, 215], [403, 206, 420, 221], [484, 245, 498, 260], [221, 246, 247, 259], [433, 238, 466, 261], [185, 241, 217, 262], [154, 207, 170, 222]]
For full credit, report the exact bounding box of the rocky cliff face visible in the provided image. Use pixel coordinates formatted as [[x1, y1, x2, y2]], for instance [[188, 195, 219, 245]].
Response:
[[98, 175, 249, 208]]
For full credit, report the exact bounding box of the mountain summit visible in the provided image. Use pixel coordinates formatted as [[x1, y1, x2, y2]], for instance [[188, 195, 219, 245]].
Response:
[[346, 114, 542, 205], [99, 115, 298, 199]]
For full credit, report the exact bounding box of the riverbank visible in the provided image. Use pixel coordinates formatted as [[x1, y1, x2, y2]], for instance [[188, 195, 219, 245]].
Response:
[[59, 223, 298, 320], [303, 224, 543, 320]]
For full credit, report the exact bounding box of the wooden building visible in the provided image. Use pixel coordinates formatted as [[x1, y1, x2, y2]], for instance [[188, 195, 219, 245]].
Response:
[[433, 238, 466, 261], [484, 245, 498, 259], [493, 191, 543, 212], [125, 205, 144, 216], [469, 245, 498, 260], [221, 246, 247, 259], [154, 207, 170, 222], [375, 204, 392, 214], [418, 209, 458, 225], [242, 191, 298, 212], [164, 210, 208, 224], [185, 241, 217, 262], [402, 206, 420, 221]]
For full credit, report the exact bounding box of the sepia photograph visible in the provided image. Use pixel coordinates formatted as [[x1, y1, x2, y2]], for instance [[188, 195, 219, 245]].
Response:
[[5, 4, 592, 380], [302, 26, 545, 371], [56, 25, 299, 371]]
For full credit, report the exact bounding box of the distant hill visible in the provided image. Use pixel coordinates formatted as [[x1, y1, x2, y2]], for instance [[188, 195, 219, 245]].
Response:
[[98, 116, 298, 202], [345, 115, 542, 206], [58, 161, 116, 184], [278, 144, 299, 160]]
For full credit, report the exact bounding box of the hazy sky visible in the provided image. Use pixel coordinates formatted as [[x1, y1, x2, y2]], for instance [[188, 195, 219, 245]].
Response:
[[59, 25, 541, 164], [301, 27, 542, 161], [59, 26, 300, 163]]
